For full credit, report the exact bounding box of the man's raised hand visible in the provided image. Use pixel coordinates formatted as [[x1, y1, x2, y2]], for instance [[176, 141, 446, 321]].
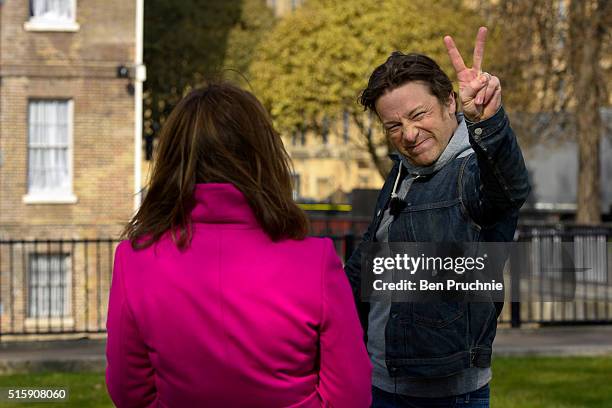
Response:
[[444, 27, 501, 122]]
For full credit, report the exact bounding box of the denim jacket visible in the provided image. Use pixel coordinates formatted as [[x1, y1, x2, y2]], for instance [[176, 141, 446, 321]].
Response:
[[344, 106, 530, 378]]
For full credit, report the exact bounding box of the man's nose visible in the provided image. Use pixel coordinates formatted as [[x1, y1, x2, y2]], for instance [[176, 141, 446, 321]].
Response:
[[402, 124, 418, 145]]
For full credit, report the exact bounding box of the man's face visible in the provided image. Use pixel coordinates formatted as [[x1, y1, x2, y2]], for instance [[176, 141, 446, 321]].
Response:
[[375, 81, 458, 167]]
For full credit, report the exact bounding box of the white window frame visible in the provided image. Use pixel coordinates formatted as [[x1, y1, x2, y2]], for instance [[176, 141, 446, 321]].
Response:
[[26, 253, 73, 320], [23, 99, 78, 204], [24, 0, 80, 32]]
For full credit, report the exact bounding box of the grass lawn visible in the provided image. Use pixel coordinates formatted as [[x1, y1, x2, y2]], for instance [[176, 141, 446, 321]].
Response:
[[491, 356, 612, 408], [0, 371, 111, 408], [0, 357, 610, 407]]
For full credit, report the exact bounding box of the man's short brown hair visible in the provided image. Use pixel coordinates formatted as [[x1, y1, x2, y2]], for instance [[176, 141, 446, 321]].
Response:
[[359, 52, 457, 113]]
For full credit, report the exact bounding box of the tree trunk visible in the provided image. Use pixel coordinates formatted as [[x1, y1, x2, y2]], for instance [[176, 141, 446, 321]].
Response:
[[351, 113, 392, 178], [571, 0, 604, 224]]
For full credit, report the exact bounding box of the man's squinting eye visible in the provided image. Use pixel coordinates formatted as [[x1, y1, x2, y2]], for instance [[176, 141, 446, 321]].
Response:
[[412, 111, 426, 120], [386, 124, 401, 133]]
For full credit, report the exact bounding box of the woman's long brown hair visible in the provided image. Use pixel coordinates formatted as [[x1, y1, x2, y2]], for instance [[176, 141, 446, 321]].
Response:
[[123, 82, 309, 250]]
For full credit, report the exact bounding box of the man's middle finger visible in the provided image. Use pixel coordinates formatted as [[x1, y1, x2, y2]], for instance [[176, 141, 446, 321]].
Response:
[[472, 27, 488, 72]]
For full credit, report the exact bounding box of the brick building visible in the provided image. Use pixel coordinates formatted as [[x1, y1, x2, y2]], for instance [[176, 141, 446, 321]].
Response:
[[0, 0, 144, 339], [284, 116, 385, 203]]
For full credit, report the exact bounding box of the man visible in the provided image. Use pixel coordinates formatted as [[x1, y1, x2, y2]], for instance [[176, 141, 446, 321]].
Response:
[[344, 27, 530, 407]]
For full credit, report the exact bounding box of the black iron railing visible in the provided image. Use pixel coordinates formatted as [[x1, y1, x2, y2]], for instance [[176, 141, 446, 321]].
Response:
[[0, 224, 610, 339], [0, 239, 118, 339]]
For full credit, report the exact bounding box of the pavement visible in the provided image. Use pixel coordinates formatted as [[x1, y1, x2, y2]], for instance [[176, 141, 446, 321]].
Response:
[[0, 338, 106, 374], [493, 325, 612, 357], [1, 325, 612, 374]]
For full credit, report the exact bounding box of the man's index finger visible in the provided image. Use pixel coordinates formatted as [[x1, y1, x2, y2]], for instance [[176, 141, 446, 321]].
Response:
[[444, 35, 467, 74]]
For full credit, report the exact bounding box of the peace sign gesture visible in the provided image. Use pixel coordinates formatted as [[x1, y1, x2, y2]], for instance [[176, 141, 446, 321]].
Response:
[[444, 27, 501, 122]]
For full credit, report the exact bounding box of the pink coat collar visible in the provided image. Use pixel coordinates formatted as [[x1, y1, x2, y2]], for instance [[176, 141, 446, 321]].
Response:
[[191, 183, 259, 227]]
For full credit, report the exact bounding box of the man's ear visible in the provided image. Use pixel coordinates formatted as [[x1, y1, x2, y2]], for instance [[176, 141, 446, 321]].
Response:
[[447, 92, 457, 116]]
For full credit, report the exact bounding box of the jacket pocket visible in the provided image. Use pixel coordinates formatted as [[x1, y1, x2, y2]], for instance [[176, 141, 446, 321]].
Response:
[[412, 302, 464, 328], [399, 302, 468, 359], [402, 200, 479, 242]]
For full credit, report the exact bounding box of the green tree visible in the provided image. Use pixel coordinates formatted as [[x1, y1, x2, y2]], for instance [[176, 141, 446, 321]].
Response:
[[249, 0, 487, 176], [144, 0, 275, 148]]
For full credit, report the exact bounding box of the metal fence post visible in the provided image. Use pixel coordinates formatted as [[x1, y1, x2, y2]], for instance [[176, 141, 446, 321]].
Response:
[[510, 243, 522, 328], [344, 233, 355, 263], [511, 302, 521, 328]]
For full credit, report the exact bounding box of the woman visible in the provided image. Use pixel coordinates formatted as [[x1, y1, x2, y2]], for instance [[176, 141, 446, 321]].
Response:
[[105, 82, 372, 407]]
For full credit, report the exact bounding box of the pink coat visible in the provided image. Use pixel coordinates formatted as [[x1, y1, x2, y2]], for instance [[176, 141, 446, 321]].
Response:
[[106, 183, 372, 407]]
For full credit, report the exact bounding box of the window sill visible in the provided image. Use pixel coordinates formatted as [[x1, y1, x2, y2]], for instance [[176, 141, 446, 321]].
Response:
[[23, 193, 78, 205], [24, 20, 80, 32], [24, 317, 75, 329]]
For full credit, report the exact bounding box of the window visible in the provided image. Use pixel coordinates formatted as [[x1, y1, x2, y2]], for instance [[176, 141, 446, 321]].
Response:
[[343, 111, 350, 143], [293, 128, 306, 146], [25, 0, 79, 31], [322, 116, 329, 145], [366, 111, 373, 140], [266, 0, 279, 16], [24, 100, 77, 204], [291, 173, 301, 200], [291, 131, 298, 146], [28, 254, 71, 318]]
